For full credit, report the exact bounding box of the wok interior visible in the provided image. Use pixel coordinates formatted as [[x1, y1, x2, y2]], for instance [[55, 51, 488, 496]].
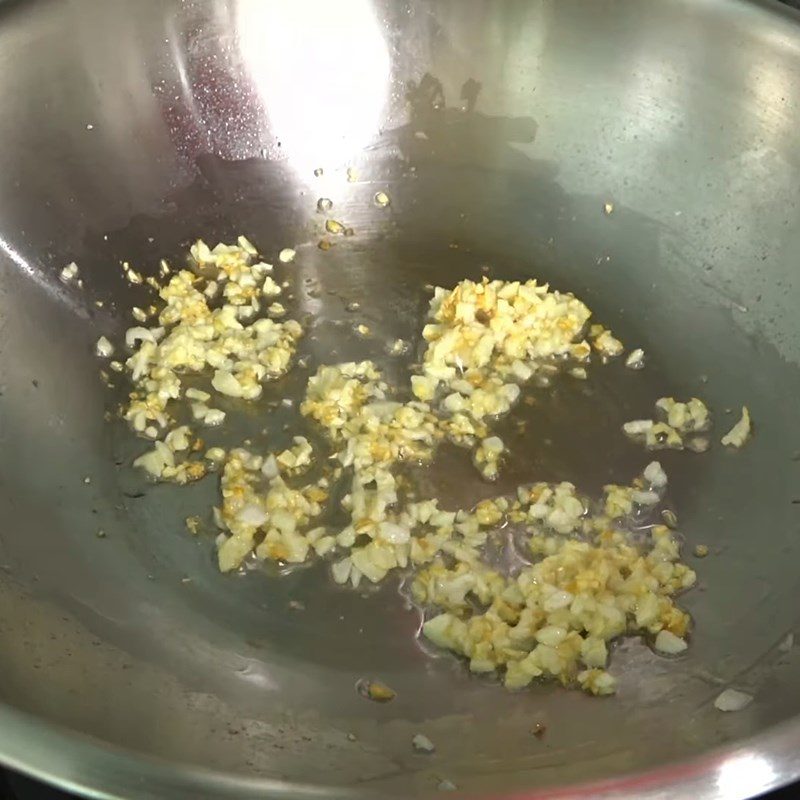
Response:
[[1, 0, 800, 797]]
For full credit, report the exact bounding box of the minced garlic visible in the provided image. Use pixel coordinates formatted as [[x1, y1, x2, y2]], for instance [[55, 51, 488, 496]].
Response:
[[624, 397, 711, 452], [103, 245, 711, 698], [721, 406, 751, 448]]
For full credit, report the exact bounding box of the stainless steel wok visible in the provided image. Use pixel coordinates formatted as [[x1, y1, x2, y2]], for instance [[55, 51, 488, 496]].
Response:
[[1, 0, 800, 797]]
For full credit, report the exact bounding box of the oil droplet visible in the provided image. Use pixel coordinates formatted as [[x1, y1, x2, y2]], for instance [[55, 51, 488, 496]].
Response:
[[317, 197, 333, 212], [374, 191, 390, 208], [326, 219, 345, 235]]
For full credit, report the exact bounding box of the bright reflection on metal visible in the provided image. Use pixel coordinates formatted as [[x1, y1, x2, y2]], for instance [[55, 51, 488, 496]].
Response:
[[747, 60, 795, 138], [168, 16, 200, 124], [0, 234, 83, 309], [0, 234, 31, 274], [232, 659, 279, 691], [716, 753, 777, 798], [238, 0, 390, 176]]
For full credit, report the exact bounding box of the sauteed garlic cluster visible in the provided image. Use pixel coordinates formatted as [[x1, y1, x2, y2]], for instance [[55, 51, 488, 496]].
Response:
[[94, 237, 747, 695]]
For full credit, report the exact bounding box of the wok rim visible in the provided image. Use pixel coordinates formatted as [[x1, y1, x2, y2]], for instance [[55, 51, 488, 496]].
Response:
[[1, 700, 800, 799]]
